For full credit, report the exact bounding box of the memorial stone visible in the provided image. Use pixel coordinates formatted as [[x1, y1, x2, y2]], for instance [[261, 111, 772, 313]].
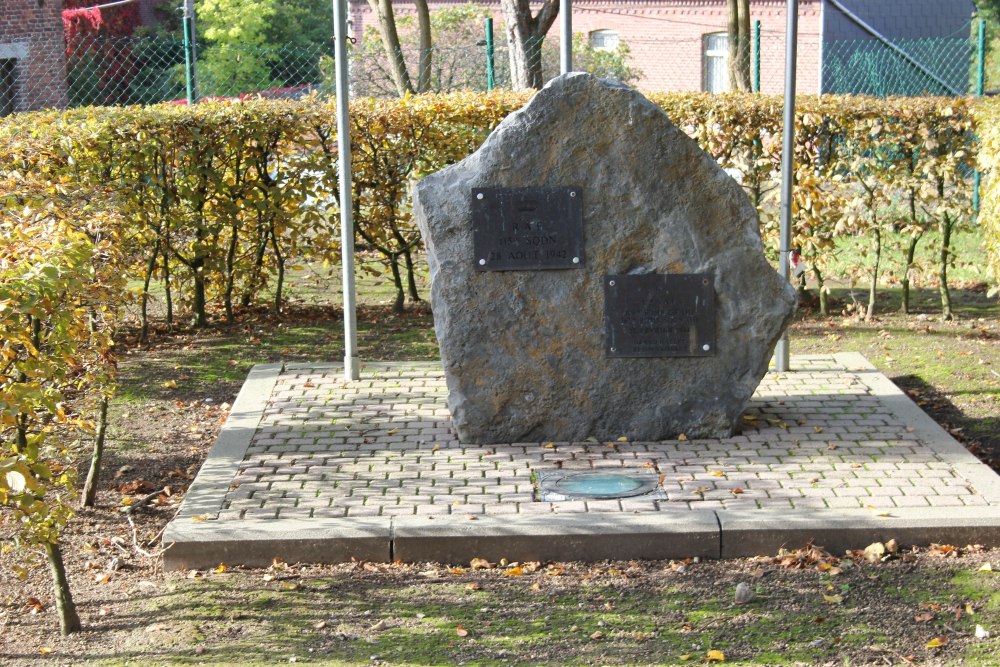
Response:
[[414, 73, 796, 444]]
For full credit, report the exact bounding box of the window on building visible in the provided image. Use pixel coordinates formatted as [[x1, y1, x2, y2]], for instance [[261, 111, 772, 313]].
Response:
[[1, 59, 15, 117], [703, 32, 729, 93], [589, 30, 620, 51]]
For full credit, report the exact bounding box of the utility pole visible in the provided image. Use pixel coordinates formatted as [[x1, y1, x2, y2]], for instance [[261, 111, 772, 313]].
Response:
[[775, 0, 797, 373], [333, 0, 360, 381], [560, 0, 572, 74]]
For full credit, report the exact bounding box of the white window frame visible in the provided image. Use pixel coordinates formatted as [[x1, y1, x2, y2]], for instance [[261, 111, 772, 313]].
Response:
[[703, 32, 729, 93], [589, 29, 620, 52]]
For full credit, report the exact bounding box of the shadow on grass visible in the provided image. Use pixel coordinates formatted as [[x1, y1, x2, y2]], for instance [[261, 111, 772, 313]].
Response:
[[8, 561, 998, 667], [892, 374, 1000, 473], [116, 305, 438, 403]]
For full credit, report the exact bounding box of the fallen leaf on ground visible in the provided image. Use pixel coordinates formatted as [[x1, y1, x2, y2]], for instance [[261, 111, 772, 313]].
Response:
[[590, 631, 604, 640], [469, 557, 492, 569], [914, 612, 935, 622], [677, 433, 688, 441], [978, 562, 993, 572], [448, 567, 466, 575], [927, 637, 948, 648], [455, 624, 469, 637], [38, 648, 53, 655], [465, 583, 481, 591], [823, 594, 843, 604], [863, 542, 887, 563], [214, 563, 227, 574], [369, 620, 387, 631], [313, 621, 326, 630], [706, 649, 726, 662], [162, 380, 177, 389], [929, 544, 959, 558], [503, 566, 525, 576]]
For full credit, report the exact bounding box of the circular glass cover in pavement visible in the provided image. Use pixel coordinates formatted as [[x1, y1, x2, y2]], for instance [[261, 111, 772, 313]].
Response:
[[550, 471, 659, 500]]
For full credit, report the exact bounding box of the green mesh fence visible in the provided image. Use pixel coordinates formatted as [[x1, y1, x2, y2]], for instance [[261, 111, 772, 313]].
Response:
[[822, 37, 974, 97], [63, 34, 334, 106], [1, 32, 618, 116], [0, 27, 983, 120]]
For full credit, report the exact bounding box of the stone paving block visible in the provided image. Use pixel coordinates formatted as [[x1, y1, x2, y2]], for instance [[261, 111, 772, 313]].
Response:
[[167, 355, 1000, 566]]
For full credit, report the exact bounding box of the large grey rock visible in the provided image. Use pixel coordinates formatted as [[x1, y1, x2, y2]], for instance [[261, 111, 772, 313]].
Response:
[[414, 73, 796, 444]]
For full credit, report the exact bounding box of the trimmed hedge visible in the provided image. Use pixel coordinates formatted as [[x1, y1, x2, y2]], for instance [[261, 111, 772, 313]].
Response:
[[0, 90, 986, 327], [975, 97, 1000, 294]]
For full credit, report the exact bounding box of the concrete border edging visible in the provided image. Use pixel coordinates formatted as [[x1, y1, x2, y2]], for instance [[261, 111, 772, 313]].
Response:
[[392, 512, 721, 563], [162, 518, 392, 570], [163, 508, 1000, 570], [717, 508, 1000, 558], [163, 363, 283, 564]]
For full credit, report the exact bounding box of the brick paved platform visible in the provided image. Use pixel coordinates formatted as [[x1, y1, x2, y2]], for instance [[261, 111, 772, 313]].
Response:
[[163, 353, 1000, 569]]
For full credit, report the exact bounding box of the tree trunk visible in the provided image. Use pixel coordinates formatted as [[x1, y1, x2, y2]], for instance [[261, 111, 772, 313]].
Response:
[[368, 0, 414, 96], [191, 260, 208, 327], [269, 225, 285, 316], [727, 0, 740, 92], [939, 213, 954, 321], [80, 397, 109, 509], [403, 244, 421, 304], [728, 0, 752, 91], [163, 238, 174, 332], [737, 0, 752, 91], [415, 0, 433, 93], [242, 230, 270, 308], [45, 542, 81, 635], [813, 266, 828, 316], [224, 217, 240, 324], [500, 0, 559, 90], [867, 223, 881, 321], [140, 238, 160, 342], [389, 255, 405, 313], [900, 231, 922, 315]]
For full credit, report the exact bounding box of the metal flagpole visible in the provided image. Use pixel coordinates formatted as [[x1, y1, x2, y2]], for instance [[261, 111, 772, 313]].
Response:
[[334, 0, 360, 381], [560, 0, 572, 74], [775, 0, 797, 373]]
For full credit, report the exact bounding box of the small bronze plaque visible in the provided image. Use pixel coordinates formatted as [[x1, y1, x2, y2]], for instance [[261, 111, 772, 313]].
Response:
[[471, 186, 584, 271], [604, 274, 716, 357]]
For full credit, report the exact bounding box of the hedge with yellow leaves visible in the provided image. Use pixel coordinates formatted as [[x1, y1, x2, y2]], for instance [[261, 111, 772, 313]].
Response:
[[974, 97, 1000, 295], [0, 170, 126, 633]]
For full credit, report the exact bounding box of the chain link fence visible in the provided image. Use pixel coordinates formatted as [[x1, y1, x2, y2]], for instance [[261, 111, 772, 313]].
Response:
[[0, 20, 987, 119], [823, 37, 975, 97]]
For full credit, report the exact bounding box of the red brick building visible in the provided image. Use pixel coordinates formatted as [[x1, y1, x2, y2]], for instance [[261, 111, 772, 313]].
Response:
[[349, 0, 975, 96], [1, 0, 68, 113]]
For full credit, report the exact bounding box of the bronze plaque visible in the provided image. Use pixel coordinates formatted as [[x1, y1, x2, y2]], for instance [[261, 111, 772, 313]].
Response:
[[604, 274, 716, 357], [471, 186, 584, 271]]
